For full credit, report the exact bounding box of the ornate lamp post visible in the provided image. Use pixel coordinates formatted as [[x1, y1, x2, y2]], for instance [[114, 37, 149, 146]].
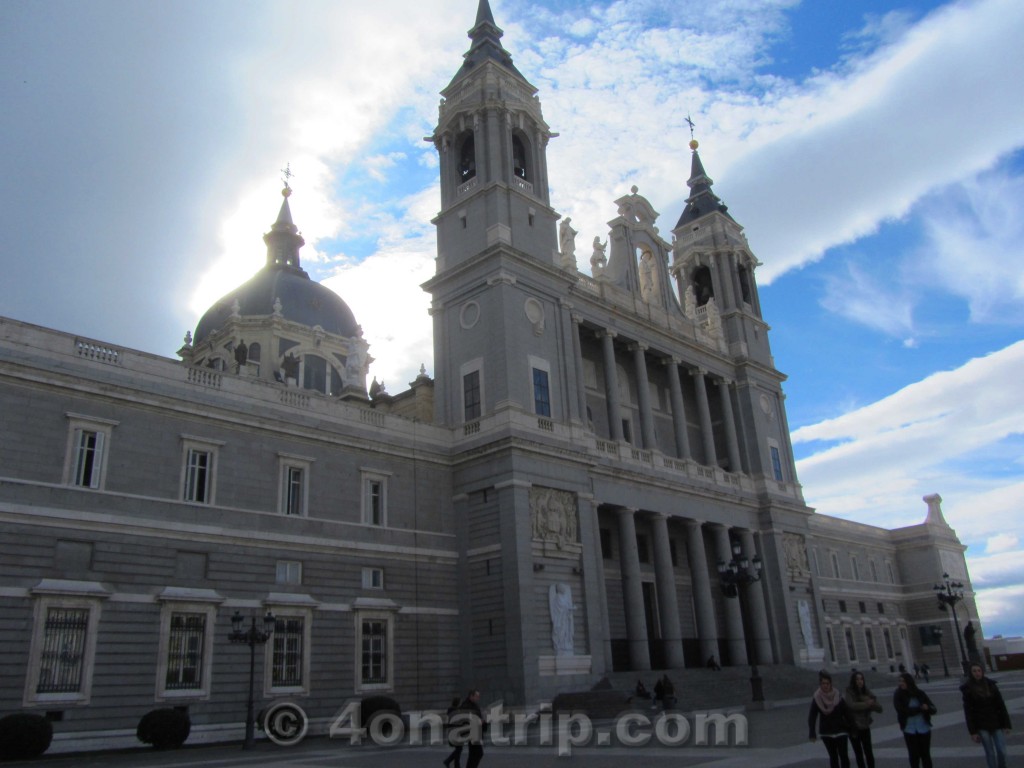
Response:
[[933, 572, 969, 675], [228, 610, 275, 749], [717, 540, 764, 703]]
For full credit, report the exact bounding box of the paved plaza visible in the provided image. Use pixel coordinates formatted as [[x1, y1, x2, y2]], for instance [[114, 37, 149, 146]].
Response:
[[11, 671, 1023, 767]]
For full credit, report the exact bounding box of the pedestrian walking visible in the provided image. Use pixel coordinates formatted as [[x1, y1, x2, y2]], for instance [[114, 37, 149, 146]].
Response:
[[960, 662, 1012, 768], [660, 674, 676, 709], [844, 671, 882, 768], [893, 672, 937, 768], [460, 689, 486, 768], [920, 663, 930, 684], [912, 663, 919, 679], [808, 670, 851, 768], [443, 696, 463, 768]]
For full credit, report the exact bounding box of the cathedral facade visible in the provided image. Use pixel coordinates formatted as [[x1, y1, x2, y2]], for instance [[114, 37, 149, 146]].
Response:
[[0, 0, 980, 753]]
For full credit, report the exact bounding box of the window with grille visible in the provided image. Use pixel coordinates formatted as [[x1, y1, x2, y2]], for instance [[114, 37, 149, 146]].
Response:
[[883, 628, 895, 658], [361, 620, 388, 685], [165, 613, 206, 690], [73, 431, 103, 488], [36, 607, 89, 693], [533, 368, 551, 417], [845, 627, 857, 661], [864, 629, 877, 660], [272, 617, 304, 688]]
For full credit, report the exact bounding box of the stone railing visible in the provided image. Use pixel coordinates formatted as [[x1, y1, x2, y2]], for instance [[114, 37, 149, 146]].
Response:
[[512, 177, 533, 195], [458, 177, 479, 196], [75, 338, 121, 365], [187, 367, 222, 388]]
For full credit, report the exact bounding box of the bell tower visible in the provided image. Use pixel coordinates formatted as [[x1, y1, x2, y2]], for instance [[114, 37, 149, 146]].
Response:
[[427, 0, 560, 272]]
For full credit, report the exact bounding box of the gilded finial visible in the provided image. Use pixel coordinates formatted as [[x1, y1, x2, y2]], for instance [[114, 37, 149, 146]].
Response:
[[685, 114, 698, 150], [281, 163, 295, 196]]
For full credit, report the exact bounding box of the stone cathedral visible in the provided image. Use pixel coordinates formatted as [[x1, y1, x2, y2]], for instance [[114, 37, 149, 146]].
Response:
[[0, 0, 980, 752]]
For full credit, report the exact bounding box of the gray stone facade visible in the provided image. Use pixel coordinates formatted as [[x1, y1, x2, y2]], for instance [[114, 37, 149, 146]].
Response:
[[0, 0, 981, 753]]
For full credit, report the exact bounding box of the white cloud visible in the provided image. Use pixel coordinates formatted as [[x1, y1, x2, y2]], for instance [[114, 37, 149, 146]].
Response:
[[986, 533, 1019, 555]]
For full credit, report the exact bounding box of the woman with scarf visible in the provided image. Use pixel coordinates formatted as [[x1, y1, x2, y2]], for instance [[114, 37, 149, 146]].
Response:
[[844, 671, 882, 768], [893, 672, 937, 768], [808, 670, 851, 768], [961, 662, 1012, 768]]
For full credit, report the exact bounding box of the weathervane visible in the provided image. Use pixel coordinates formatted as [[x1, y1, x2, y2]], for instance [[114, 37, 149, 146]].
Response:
[[280, 163, 294, 197], [685, 114, 696, 140]]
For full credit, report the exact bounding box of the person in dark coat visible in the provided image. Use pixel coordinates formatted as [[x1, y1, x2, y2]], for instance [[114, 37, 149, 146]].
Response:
[[443, 696, 463, 768], [808, 670, 851, 768], [893, 672, 937, 768], [960, 662, 1012, 768], [460, 689, 486, 768], [844, 671, 882, 768]]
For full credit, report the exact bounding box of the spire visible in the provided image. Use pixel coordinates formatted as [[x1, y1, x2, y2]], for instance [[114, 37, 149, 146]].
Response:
[[448, 0, 524, 85], [264, 184, 307, 274], [675, 139, 733, 229]]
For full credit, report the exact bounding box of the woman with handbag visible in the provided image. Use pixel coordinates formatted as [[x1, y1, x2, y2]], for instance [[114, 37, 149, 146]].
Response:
[[844, 671, 882, 768]]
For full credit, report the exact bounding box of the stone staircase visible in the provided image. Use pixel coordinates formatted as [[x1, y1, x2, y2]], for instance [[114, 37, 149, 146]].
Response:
[[552, 665, 823, 718]]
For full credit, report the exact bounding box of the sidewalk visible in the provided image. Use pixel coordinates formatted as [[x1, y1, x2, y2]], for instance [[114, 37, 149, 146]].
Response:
[[9, 671, 1024, 767]]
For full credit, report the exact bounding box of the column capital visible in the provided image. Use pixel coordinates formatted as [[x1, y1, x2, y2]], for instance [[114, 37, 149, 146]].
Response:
[[616, 506, 639, 518], [570, 312, 584, 324], [628, 342, 649, 353], [597, 328, 617, 340], [663, 355, 683, 366], [691, 366, 708, 378], [684, 518, 706, 530]]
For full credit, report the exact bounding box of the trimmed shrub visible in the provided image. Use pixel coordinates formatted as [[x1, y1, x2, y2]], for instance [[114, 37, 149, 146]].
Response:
[[136, 707, 190, 750], [0, 712, 53, 760]]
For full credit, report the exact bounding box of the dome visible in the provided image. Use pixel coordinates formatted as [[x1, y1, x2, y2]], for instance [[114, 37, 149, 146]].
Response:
[[192, 265, 359, 346], [191, 187, 360, 346]]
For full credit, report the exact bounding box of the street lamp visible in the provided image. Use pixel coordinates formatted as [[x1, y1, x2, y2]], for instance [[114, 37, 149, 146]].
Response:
[[717, 539, 764, 703], [228, 610, 275, 749], [931, 625, 949, 678], [933, 572, 969, 675]]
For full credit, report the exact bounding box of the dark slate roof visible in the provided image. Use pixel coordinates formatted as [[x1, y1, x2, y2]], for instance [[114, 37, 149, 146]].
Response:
[[675, 147, 734, 229], [193, 191, 359, 345], [447, 0, 525, 87]]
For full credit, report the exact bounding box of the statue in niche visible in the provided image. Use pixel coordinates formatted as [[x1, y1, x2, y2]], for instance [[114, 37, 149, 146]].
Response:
[[798, 599, 818, 649], [590, 237, 607, 275], [639, 250, 660, 303], [559, 217, 578, 259], [234, 339, 248, 366], [282, 352, 300, 385], [684, 285, 697, 319], [549, 583, 575, 656], [531, 487, 578, 550]]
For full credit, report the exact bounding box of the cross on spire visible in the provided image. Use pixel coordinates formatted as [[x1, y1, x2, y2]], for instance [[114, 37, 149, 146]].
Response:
[[685, 115, 696, 140], [281, 163, 295, 187]]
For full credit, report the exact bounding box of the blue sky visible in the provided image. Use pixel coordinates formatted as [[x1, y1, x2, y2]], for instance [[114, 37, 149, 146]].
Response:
[[2, 0, 1023, 638]]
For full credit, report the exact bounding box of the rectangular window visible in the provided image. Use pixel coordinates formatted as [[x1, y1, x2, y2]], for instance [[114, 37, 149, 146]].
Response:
[[864, 629, 877, 660], [73, 431, 104, 488], [36, 607, 89, 694], [271, 617, 304, 688], [870, 559, 879, 582], [64, 414, 117, 490], [361, 471, 389, 526], [463, 370, 481, 421], [831, 552, 841, 578], [838, 600, 847, 613], [278, 454, 313, 517], [276, 561, 302, 585], [165, 613, 206, 690], [361, 620, 387, 685], [362, 567, 384, 589], [886, 561, 896, 583], [845, 627, 857, 661], [859, 601, 867, 614], [851, 556, 860, 581], [183, 448, 212, 503], [770, 445, 784, 481], [883, 628, 895, 658], [532, 368, 551, 417], [826, 628, 837, 663], [877, 602, 885, 614]]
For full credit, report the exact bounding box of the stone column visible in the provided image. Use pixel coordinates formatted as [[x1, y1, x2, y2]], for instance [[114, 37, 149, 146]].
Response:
[[685, 519, 719, 663], [712, 524, 748, 665], [631, 343, 656, 450], [715, 251, 736, 311], [600, 330, 623, 441], [571, 313, 588, 425], [617, 507, 650, 670], [738, 528, 773, 665], [716, 377, 743, 474], [665, 358, 691, 459], [650, 513, 685, 668], [692, 368, 717, 467]]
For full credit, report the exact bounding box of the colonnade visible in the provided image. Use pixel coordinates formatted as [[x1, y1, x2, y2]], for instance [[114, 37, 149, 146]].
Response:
[[570, 315, 744, 471], [608, 506, 773, 671]]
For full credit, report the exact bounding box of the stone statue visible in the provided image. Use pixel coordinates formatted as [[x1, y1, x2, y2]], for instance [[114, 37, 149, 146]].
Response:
[[639, 250, 658, 302], [783, 533, 809, 574], [684, 285, 696, 319], [590, 236, 607, 274], [797, 599, 817, 649], [234, 339, 248, 366], [282, 352, 300, 384], [559, 217, 578, 258], [549, 583, 575, 655]]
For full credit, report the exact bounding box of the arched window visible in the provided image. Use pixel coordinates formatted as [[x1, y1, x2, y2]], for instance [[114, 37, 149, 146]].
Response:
[[303, 355, 328, 394], [692, 266, 714, 306], [512, 135, 529, 180], [738, 264, 752, 305], [248, 343, 261, 363], [458, 133, 476, 181]]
